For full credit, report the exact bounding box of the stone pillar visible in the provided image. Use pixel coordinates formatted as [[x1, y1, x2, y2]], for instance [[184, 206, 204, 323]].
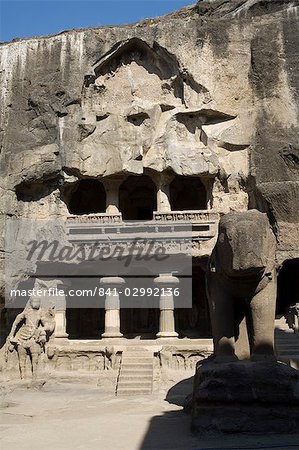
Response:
[[155, 273, 179, 338], [202, 178, 213, 210], [53, 282, 68, 339], [152, 172, 174, 213], [100, 277, 125, 338], [102, 178, 122, 214]]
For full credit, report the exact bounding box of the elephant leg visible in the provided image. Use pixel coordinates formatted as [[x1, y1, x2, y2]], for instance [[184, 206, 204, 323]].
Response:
[[208, 281, 238, 362], [234, 300, 251, 360], [235, 316, 251, 360], [249, 277, 277, 362]]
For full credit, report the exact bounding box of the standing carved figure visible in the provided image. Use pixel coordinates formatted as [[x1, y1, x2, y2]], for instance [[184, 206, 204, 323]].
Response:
[[206, 210, 277, 362], [104, 346, 116, 370], [7, 296, 55, 379]]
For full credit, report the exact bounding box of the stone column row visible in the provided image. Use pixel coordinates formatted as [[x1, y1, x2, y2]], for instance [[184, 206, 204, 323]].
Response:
[[53, 274, 179, 340], [100, 274, 179, 339], [101, 173, 174, 215]]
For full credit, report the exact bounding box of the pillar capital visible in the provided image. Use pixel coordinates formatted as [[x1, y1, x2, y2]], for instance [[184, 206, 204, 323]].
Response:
[[101, 177, 123, 190], [100, 276, 125, 288], [154, 273, 179, 287], [151, 171, 175, 188]]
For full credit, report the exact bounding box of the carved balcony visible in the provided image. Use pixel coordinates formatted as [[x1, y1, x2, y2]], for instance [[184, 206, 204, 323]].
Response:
[[65, 210, 220, 255]]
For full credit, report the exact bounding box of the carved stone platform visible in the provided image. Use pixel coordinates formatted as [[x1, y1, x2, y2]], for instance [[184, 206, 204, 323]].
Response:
[[191, 360, 299, 434]]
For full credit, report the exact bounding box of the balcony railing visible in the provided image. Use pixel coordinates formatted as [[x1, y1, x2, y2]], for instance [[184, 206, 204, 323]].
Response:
[[66, 213, 122, 224], [66, 210, 219, 245], [66, 210, 219, 224], [153, 210, 219, 223]]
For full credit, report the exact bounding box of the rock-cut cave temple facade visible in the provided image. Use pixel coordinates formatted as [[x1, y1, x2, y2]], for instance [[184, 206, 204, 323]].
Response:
[[0, 0, 298, 375]]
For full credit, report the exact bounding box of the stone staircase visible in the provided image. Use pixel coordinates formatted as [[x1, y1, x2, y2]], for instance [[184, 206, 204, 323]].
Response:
[[275, 318, 299, 370], [116, 348, 154, 396]]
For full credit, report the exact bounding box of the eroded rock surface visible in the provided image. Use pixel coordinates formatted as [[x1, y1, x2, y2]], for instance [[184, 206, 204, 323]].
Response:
[[0, 0, 298, 298]]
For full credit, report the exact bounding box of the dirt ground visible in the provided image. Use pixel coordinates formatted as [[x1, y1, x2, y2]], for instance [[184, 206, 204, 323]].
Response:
[[1, 371, 299, 450]]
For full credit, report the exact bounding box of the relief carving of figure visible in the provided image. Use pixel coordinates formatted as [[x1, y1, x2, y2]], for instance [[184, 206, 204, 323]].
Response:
[[6, 296, 55, 379], [104, 346, 116, 370]]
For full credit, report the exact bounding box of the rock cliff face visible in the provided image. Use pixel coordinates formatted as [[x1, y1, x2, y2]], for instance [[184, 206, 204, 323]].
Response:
[[0, 0, 298, 290]]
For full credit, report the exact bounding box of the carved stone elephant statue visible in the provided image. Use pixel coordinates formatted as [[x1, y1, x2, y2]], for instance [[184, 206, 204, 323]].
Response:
[[206, 209, 277, 362]]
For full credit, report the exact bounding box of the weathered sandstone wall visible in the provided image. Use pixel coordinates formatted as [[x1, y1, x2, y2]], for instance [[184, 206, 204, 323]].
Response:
[[0, 0, 298, 288]]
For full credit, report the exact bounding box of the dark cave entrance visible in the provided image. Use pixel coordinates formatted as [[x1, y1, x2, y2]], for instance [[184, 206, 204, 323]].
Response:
[[120, 308, 159, 339], [276, 258, 299, 315], [169, 176, 207, 211], [65, 277, 104, 339], [175, 264, 211, 338], [68, 179, 106, 215], [119, 175, 157, 220], [66, 308, 104, 339]]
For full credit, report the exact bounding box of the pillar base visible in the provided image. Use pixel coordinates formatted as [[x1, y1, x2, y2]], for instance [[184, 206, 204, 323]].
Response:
[[54, 333, 69, 339], [156, 331, 178, 338], [101, 332, 123, 339]]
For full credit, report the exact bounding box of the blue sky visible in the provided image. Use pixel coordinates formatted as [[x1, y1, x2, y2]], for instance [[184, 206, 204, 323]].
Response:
[[0, 0, 194, 42]]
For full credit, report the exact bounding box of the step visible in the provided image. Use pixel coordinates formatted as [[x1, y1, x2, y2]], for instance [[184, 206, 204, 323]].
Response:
[[122, 348, 152, 352], [120, 368, 152, 374], [123, 350, 153, 357], [118, 376, 152, 382], [277, 335, 299, 338], [276, 339, 298, 342], [122, 356, 153, 363], [277, 348, 299, 358], [119, 377, 152, 383], [276, 333, 298, 337], [279, 350, 299, 359], [277, 346, 299, 350], [118, 381, 152, 388], [276, 337, 298, 341], [277, 346, 298, 350], [120, 369, 152, 374], [123, 351, 153, 355], [277, 345, 299, 349], [116, 350, 154, 396], [117, 388, 152, 396], [120, 371, 152, 378], [277, 344, 298, 348], [276, 338, 299, 341], [122, 361, 153, 369]]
